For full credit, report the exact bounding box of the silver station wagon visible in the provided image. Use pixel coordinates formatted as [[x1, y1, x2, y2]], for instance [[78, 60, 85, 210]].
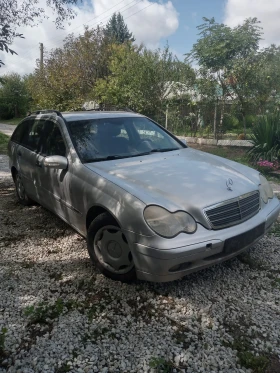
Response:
[[8, 110, 280, 282]]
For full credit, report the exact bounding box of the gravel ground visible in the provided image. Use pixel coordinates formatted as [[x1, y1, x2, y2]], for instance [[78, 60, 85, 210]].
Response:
[[1, 157, 280, 373], [0, 124, 15, 137]]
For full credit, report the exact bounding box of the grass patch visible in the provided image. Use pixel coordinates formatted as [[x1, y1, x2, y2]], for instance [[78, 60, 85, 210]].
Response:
[[192, 145, 251, 167], [268, 221, 280, 237], [0, 117, 24, 125], [149, 357, 175, 373], [233, 339, 269, 373], [271, 278, 280, 288], [224, 338, 269, 373], [24, 298, 79, 325], [0, 132, 9, 154], [237, 253, 267, 270]]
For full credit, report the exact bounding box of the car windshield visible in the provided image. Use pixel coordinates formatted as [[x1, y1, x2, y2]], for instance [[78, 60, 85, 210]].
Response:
[[67, 116, 184, 163]]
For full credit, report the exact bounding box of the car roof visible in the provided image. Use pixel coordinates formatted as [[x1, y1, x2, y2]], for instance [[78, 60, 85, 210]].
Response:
[[61, 111, 145, 122]]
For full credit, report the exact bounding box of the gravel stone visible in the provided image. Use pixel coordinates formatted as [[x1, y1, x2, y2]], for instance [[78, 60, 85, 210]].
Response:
[[1, 157, 280, 372]]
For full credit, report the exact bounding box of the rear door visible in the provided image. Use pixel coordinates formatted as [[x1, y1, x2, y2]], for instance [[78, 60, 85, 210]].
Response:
[[35, 120, 69, 216], [15, 118, 41, 200]]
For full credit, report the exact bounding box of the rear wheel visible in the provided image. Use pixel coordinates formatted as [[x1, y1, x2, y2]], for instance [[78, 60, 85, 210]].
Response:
[[87, 212, 136, 282], [14, 171, 33, 206]]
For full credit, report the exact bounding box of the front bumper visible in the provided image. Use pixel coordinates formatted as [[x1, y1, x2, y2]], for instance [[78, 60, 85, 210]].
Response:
[[131, 197, 280, 282]]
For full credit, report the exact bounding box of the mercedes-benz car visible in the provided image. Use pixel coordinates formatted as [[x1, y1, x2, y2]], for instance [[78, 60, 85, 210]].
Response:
[[8, 110, 280, 282]]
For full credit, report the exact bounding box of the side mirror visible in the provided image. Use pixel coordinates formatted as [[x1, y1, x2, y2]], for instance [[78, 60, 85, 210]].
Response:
[[43, 155, 68, 170]]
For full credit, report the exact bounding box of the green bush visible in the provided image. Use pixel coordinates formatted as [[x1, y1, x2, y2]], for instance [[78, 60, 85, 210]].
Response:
[[0, 103, 14, 120], [223, 114, 240, 131], [245, 114, 256, 129], [248, 112, 280, 161]]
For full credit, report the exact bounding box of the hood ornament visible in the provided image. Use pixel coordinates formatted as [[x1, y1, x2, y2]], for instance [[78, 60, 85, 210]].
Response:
[[226, 178, 233, 191]]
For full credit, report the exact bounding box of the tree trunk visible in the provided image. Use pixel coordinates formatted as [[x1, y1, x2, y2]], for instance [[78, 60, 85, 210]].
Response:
[[242, 112, 246, 138], [219, 96, 225, 138]]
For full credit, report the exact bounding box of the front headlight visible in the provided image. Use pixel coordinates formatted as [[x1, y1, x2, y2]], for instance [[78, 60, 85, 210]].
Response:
[[144, 205, 197, 238], [259, 174, 273, 203]]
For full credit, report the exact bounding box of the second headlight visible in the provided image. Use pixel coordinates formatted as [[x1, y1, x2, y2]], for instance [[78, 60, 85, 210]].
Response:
[[144, 205, 197, 238]]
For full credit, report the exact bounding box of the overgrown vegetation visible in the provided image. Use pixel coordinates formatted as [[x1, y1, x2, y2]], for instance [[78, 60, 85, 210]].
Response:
[[230, 338, 269, 373], [0, 133, 9, 154], [193, 145, 250, 166], [248, 112, 280, 162], [0, 73, 30, 119], [149, 357, 176, 373], [24, 298, 78, 325]]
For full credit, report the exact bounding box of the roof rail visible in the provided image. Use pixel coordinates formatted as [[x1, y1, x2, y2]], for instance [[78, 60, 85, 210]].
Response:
[[28, 109, 63, 118], [84, 107, 135, 113]]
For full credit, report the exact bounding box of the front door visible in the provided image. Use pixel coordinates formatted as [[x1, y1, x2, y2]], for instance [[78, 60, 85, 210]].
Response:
[[35, 120, 68, 215]]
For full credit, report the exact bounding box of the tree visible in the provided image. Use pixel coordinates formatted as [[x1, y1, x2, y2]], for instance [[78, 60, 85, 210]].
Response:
[[27, 27, 112, 110], [188, 17, 263, 137], [0, 25, 24, 67], [94, 44, 195, 117], [0, 73, 30, 118], [104, 12, 135, 44], [0, 0, 81, 66], [250, 45, 280, 113]]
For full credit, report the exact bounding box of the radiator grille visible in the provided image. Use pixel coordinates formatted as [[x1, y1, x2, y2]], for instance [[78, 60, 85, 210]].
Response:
[[204, 191, 260, 229]]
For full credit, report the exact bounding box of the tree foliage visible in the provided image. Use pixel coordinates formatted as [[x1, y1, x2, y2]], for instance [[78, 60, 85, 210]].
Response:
[[104, 12, 135, 44], [188, 17, 267, 136], [0, 0, 81, 66], [0, 73, 30, 119], [28, 27, 112, 110], [94, 44, 195, 115]]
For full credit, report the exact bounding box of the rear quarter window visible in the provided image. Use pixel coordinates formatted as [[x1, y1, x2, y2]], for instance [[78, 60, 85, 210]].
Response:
[[11, 120, 33, 144]]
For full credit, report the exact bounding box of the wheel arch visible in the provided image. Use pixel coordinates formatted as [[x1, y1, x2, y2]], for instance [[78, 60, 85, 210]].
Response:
[[86, 205, 120, 231]]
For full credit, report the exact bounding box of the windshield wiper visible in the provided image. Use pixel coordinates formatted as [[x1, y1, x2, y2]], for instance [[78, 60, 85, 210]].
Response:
[[84, 148, 181, 163], [147, 147, 180, 153], [84, 155, 132, 163]]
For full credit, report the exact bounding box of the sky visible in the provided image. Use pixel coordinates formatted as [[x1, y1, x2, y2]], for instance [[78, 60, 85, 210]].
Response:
[[1, 0, 280, 75]]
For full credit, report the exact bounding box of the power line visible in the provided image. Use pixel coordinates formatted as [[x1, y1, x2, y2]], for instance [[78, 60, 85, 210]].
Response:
[[47, 0, 144, 48], [15, 0, 142, 62], [10, 0, 157, 66], [123, 1, 156, 21], [44, 0, 130, 47]]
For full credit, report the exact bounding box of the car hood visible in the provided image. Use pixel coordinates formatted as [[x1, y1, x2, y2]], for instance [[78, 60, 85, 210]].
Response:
[[85, 148, 260, 226]]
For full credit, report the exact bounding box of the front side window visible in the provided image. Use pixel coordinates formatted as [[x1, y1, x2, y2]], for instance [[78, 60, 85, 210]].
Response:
[[40, 121, 66, 156], [67, 116, 183, 163]]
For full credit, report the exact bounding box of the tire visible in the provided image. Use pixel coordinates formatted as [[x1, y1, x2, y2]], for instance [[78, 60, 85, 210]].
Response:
[[87, 212, 136, 282], [14, 171, 33, 206]]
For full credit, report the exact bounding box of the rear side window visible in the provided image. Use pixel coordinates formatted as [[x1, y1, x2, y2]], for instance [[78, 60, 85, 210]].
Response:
[[21, 119, 45, 152], [11, 120, 34, 144]]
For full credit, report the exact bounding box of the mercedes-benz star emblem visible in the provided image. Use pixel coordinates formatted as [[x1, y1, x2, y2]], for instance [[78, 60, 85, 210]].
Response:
[[226, 178, 233, 191]]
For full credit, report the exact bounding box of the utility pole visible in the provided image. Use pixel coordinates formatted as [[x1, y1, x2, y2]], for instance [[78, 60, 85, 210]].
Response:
[[165, 103, 169, 129], [39, 43, 44, 70]]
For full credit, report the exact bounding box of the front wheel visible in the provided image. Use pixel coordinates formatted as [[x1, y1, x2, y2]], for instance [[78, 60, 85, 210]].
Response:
[[14, 171, 33, 206], [87, 213, 136, 282]]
